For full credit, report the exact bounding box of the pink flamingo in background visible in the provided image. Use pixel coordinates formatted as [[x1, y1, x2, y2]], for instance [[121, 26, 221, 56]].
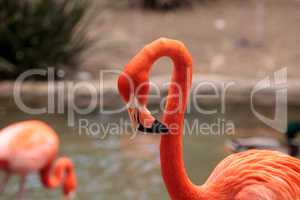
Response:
[[0, 120, 77, 199], [118, 38, 300, 200]]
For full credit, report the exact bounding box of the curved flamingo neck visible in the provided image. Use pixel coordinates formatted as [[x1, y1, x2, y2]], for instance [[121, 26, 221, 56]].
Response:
[[40, 157, 77, 196], [123, 38, 204, 200], [157, 40, 204, 200]]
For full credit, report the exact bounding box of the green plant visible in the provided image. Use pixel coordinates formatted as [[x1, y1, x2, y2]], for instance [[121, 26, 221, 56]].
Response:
[[0, 0, 90, 80]]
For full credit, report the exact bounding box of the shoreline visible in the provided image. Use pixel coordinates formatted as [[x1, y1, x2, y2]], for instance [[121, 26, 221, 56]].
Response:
[[0, 74, 299, 108]]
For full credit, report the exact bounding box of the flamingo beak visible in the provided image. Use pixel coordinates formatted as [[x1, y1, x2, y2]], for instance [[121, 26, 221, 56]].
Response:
[[127, 106, 169, 134], [137, 118, 169, 134]]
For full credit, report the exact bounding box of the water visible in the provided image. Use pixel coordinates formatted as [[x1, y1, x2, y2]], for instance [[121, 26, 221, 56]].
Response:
[[0, 102, 300, 200]]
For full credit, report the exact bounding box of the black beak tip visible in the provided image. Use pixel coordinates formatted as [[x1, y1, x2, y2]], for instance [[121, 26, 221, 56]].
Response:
[[137, 119, 169, 134], [153, 119, 169, 133]]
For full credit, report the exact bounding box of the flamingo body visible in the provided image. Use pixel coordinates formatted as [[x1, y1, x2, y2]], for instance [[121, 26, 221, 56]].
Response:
[[0, 120, 76, 199], [203, 150, 300, 200], [0, 121, 58, 174], [118, 38, 300, 200]]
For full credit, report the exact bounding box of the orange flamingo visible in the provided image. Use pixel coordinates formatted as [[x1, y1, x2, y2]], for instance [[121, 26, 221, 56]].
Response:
[[118, 38, 300, 200], [0, 120, 77, 199]]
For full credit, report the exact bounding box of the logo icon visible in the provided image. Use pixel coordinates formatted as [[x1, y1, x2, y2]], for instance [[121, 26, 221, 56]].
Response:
[[251, 68, 288, 132]]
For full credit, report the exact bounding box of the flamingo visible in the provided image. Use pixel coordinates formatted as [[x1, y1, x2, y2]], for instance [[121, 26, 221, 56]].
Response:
[[118, 38, 300, 200], [0, 120, 77, 199]]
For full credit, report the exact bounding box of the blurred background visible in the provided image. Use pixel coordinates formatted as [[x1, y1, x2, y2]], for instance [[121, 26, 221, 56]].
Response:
[[0, 0, 300, 199]]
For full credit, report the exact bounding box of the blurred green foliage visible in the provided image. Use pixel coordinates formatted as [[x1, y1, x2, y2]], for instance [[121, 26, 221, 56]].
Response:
[[0, 0, 90, 80]]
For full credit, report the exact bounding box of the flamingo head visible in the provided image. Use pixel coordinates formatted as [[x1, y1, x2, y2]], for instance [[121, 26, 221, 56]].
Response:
[[127, 97, 169, 134], [118, 71, 169, 134], [63, 179, 77, 200], [58, 157, 77, 200]]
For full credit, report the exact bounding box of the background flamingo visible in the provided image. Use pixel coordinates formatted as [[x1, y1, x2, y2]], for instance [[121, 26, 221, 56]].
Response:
[[118, 38, 300, 200], [0, 120, 77, 199]]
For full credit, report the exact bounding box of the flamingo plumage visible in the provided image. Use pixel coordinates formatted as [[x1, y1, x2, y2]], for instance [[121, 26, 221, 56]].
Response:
[[0, 120, 77, 199], [117, 38, 300, 200]]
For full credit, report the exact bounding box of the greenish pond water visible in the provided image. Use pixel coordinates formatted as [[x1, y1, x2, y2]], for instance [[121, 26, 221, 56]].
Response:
[[0, 103, 300, 200]]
